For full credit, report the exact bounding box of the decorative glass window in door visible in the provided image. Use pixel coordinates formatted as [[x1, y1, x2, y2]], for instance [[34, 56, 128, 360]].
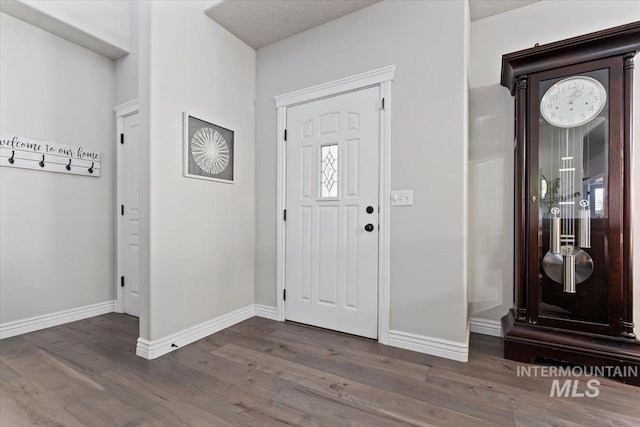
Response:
[[320, 144, 338, 198]]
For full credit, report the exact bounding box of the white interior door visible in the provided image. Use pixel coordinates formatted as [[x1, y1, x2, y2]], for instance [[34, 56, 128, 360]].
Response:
[[120, 113, 140, 317], [285, 86, 380, 338]]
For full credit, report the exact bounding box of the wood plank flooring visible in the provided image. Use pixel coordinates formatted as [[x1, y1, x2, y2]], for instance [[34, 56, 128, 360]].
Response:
[[1, 314, 639, 426]]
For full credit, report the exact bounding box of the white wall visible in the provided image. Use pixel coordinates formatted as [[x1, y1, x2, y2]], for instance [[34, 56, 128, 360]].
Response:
[[115, 0, 139, 106], [132, 0, 152, 341], [255, 0, 469, 344], [0, 12, 116, 323], [146, 1, 256, 341], [23, 0, 129, 49], [468, 1, 640, 331], [0, 0, 130, 59]]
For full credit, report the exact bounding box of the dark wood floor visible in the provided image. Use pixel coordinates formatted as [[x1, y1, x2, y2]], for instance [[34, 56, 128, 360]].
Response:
[[1, 314, 639, 426]]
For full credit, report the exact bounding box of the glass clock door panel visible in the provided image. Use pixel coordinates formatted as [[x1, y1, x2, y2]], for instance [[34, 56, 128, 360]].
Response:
[[537, 68, 609, 324]]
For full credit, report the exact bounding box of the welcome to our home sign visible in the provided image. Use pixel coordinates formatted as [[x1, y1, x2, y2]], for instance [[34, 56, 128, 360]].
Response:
[[0, 135, 101, 177]]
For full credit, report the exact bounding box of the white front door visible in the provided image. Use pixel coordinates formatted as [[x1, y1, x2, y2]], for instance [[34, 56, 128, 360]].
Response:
[[285, 86, 380, 338], [120, 113, 140, 317]]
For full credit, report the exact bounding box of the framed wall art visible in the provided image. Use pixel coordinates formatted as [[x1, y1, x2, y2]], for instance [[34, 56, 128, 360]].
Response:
[[183, 113, 234, 183]]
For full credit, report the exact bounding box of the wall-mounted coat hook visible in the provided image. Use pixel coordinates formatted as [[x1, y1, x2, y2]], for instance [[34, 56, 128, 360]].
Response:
[[1, 135, 101, 177]]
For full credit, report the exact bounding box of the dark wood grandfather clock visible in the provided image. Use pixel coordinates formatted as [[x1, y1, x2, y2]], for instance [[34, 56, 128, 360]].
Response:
[[500, 22, 640, 385]]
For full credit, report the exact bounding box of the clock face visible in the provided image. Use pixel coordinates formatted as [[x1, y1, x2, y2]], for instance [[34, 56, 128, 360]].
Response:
[[540, 76, 607, 128]]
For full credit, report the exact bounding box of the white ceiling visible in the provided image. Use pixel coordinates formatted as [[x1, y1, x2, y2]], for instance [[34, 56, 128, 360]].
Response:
[[469, 0, 540, 22], [204, 0, 379, 50], [205, 0, 542, 50]]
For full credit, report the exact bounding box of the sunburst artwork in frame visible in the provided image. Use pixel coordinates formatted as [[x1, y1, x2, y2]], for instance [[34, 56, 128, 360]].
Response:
[[183, 113, 234, 183]]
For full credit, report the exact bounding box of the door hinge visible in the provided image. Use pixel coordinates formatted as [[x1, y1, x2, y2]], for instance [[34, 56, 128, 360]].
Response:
[[283, 289, 286, 301], [283, 209, 287, 221], [284, 129, 287, 141], [120, 276, 125, 287], [381, 98, 385, 110], [121, 205, 124, 216], [120, 133, 124, 144]]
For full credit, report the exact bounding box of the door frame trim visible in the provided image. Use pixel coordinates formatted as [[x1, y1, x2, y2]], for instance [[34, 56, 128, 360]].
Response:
[[114, 99, 139, 314], [275, 65, 395, 344]]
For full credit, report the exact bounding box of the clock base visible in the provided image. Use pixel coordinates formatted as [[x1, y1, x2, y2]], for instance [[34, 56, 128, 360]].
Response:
[[502, 310, 640, 386]]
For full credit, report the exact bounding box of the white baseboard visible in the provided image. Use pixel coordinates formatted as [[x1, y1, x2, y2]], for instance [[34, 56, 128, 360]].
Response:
[[469, 317, 503, 337], [0, 300, 116, 340], [388, 330, 469, 362], [3, 302, 485, 366], [255, 304, 279, 321], [136, 304, 255, 360]]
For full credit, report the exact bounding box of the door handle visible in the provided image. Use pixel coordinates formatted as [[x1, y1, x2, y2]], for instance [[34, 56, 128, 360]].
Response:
[[364, 223, 374, 232]]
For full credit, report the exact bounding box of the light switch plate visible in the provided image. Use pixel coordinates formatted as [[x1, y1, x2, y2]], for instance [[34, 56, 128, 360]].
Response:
[[391, 190, 413, 206]]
